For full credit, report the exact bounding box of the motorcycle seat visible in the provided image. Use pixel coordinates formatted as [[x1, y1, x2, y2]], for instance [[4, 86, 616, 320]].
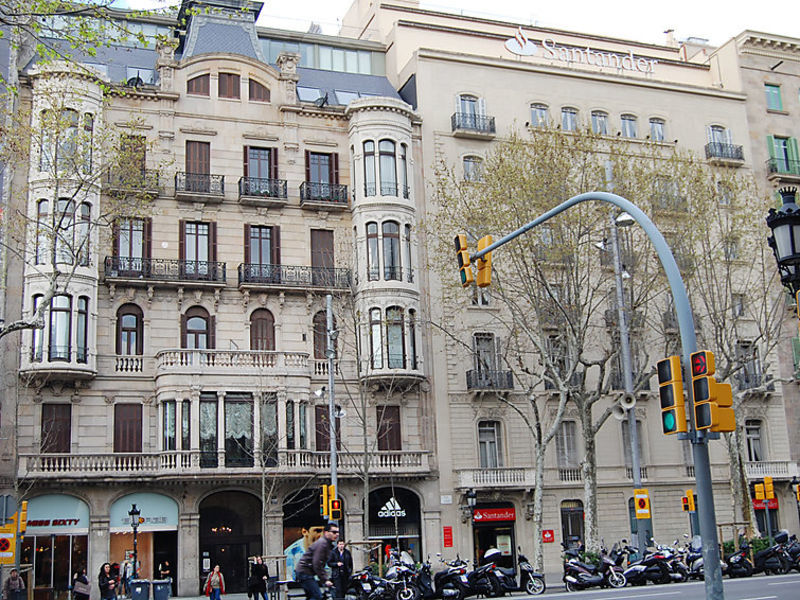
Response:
[[497, 568, 516, 577], [575, 562, 597, 572]]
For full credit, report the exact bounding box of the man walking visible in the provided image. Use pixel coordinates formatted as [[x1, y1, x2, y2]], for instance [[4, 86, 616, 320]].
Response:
[[295, 522, 339, 600]]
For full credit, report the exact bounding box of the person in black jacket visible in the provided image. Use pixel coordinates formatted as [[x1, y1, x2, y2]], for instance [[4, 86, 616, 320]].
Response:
[[99, 563, 117, 600], [247, 556, 268, 600], [327, 541, 352, 600]]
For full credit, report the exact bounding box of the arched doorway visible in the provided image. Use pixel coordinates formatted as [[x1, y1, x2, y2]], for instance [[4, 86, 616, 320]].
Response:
[[199, 491, 261, 593], [368, 487, 422, 562]]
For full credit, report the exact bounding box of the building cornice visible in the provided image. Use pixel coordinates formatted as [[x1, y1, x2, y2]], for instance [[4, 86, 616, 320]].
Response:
[[736, 30, 800, 56]]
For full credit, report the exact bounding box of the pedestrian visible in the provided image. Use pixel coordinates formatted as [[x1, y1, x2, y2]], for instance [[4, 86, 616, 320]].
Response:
[[327, 541, 352, 600], [99, 563, 117, 600], [248, 557, 268, 600], [158, 560, 172, 581], [124, 559, 134, 594], [203, 565, 225, 600], [72, 567, 91, 600], [2, 568, 26, 600], [119, 561, 130, 597], [295, 522, 339, 600]]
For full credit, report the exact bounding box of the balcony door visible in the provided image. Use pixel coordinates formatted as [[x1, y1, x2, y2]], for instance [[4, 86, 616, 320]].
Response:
[[180, 220, 217, 279], [41, 403, 71, 453], [113, 218, 151, 275], [311, 229, 334, 286], [114, 404, 142, 453], [244, 225, 280, 283], [315, 405, 340, 451], [186, 141, 211, 192]]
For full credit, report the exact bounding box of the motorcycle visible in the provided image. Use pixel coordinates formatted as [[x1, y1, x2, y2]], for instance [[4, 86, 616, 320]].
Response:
[[623, 545, 672, 585], [784, 534, 800, 572], [562, 544, 626, 592], [751, 531, 791, 576], [384, 551, 421, 600], [483, 547, 545, 596], [723, 541, 753, 578], [414, 557, 462, 600], [346, 567, 381, 600], [683, 535, 704, 580]]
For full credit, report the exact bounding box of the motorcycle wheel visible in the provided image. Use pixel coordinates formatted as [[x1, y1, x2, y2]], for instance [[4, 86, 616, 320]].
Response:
[[741, 560, 753, 578], [487, 576, 502, 598], [525, 578, 545, 596], [395, 586, 419, 600], [565, 581, 578, 593], [441, 584, 462, 600], [656, 564, 672, 585], [607, 571, 626, 589]]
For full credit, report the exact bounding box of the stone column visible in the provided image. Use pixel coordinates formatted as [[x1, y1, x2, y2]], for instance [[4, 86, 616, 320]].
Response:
[[178, 512, 200, 596], [89, 516, 110, 599]]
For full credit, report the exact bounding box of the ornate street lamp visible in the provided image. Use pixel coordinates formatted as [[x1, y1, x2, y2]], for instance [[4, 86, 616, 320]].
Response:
[[766, 187, 800, 295], [129, 504, 141, 579]]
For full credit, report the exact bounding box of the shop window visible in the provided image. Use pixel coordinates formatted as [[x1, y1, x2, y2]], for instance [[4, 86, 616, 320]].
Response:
[[560, 500, 584, 548], [114, 403, 142, 453], [377, 405, 401, 451], [41, 403, 71, 453], [478, 420, 503, 468]]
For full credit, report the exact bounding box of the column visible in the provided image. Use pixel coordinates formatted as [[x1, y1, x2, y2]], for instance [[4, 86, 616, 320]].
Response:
[[177, 512, 200, 596], [89, 516, 110, 594]]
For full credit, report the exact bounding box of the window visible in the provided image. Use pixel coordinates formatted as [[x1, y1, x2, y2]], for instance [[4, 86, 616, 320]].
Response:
[[114, 403, 142, 453], [463, 156, 483, 182], [472, 286, 490, 307], [736, 342, 761, 390], [382, 221, 401, 280], [250, 309, 275, 351], [243, 146, 278, 187], [561, 107, 578, 131], [182, 306, 213, 349], [379, 140, 397, 195], [473, 333, 497, 373], [49, 295, 71, 361], [555, 421, 578, 469], [126, 66, 155, 85], [561, 500, 584, 549], [180, 220, 216, 279], [367, 222, 379, 281], [769, 136, 796, 172], [399, 144, 409, 198], [370, 308, 383, 369], [163, 400, 176, 451], [54, 199, 74, 265], [408, 309, 418, 370], [649, 118, 665, 142], [76, 296, 88, 363], [765, 84, 783, 111], [81, 113, 93, 174], [306, 151, 339, 185], [218, 73, 241, 99], [745, 419, 763, 461], [185, 140, 211, 192], [59, 109, 78, 173], [310, 229, 335, 286], [363, 141, 376, 196], [708, 125, 729, 145], [297, 86, 322, 102], [531, 103, 548, 127], [315, 404, 340, 451], [244, 224, 280, 282], [261, 392, 278, 466], [77, 203, 90, 266], [199, 393, 218, 467], [591, 111, 608, 135], [621, 114, 637, 138], [621, 419, 644, 469], [377, 405, 401, 451], [248, 79, 270, 102], [41, 403, 71, 453], [313, 311, 327, 359], [404, 225, 413, 283], [386, 306, 405, 368], [182, 399, 191, 450], [187, 74, 210, 95], [459, 94, 479, 119], [31, 295, 43, 362], [36, 200, 49, 265], [478, 420, 502, 468], [113, 218, 150, 274], [286, 400, 295, 449], [723, 238, 738, 261], [299, 403, 307, 449], [732, 294, 745, 318], [225, 393, 253, 467]]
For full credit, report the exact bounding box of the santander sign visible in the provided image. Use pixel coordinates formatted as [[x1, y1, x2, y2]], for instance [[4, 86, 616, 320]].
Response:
[[505, 27, 658, 73]]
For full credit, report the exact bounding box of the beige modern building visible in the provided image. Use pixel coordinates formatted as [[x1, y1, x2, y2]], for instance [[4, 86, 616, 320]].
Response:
[[1, 0, 799, 595]]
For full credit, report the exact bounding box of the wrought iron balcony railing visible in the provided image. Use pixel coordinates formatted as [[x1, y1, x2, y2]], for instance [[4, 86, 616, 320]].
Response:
[[766, 158, 800, 176], [451, 112, 496, 134], [175, 172, 225, 195], [299, 182, 348, 203], [238, 264, 351, 289], [466, 369, 513, 390], [105, 169, 160, 192], [104, 256, 226, 283], [705, 142, 744, 161], [238, 176, 287, 199]]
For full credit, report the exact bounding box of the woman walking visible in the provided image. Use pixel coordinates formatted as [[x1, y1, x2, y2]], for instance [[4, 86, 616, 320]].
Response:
[[204, 565, 225, 600], [72, 567, 91, 600], [99, 563, 117, 600]]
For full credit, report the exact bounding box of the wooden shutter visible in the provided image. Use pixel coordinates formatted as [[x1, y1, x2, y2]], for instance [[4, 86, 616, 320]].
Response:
[[304, 150, 311, 183], [114, 404, 142, 453], [243, 146, 249, 177], [244, 224, 251, 264], [377, 405, 401, 451], [789, 138, 800, 164], [270, 148, 279, 180], [311, 229, 334, 269], [331, 152, 339, 184], [767, 135, 777, 160], [315, 405, 340, 451], [187, 141, 210, 174], [178, 220, 186, 260], [209, 222, 217, 262], [143, 218, 152, 260], [41, 404, 71, 453], [180, 314, 187, 348], [208, 315, 216, 349], [272, 226, 281, 265]]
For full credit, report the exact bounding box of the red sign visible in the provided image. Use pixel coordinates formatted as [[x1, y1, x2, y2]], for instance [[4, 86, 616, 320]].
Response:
[[473, 508, 516, 522], [542, 530, 554, 543], [752, 498, 779, 510], [443, 526, 453, 548]]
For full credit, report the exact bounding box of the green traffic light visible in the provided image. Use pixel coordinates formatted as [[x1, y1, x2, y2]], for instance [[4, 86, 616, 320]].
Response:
[[662, 410, 676, 433]]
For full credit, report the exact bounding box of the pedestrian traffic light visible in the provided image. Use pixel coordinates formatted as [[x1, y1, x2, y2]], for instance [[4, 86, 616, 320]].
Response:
[[454, 234, 473, 288], [657, 355, 687, 435], [764, 477, 775, 500], [329, 498, 342, 521], [320, 485, 329, 517], [681, 496, 689, 512], [476, 235, 493, 288], [690, 350, 735, 432], [754, 483, 765, 500], [634, 489, 651, 520], [686, 490, 696, 512]]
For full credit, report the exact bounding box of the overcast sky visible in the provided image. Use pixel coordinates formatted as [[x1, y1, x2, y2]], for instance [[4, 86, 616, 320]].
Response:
[[123, 1, 800, 47]]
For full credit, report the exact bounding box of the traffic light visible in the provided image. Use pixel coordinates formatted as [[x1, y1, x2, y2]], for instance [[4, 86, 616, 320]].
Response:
[[320, 485, 329, 517], [686, 490, 696, 512], [754, 483, 765, 500], [454, 234, 473, 288], [681, 496, 689, 512], [795, 484, 800, 503], [634, 488, 651, 520], [657, 356, 687, 435], [476, 235, 493, 288], [690, 350, 735, 432], [19, 501, 27, 535], [764, 477, 775, 500], [329, 498, 342, 521]]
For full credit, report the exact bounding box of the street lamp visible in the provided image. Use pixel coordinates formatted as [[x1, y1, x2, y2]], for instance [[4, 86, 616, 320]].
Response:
[[766, 187, 800, 295], [461, 489, 477, 522], [129, 504, 141, 579]]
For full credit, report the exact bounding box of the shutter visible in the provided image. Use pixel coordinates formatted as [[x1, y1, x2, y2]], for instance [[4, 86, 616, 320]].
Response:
[[726, 128, 733, 144], [115, 317, 122, 355], [270, 148, 279, 179], [305, 150, 311, 183], [789, 138, 800, 164], [478, 97, 486, 116], [208, 315, 216, 349], [111, 220, 120, 257], [706, 126, 713, 144], [244, 224, 251, 264], [180, 314, 187, 348], [243, 146, 249, 178], [332, 152, 339, 184], [767, 135, 777, 159], [209, 222, 217, 263], [178, 220, 186, 260], [143, 218, 152, 260], [273, 226, 281, 265]]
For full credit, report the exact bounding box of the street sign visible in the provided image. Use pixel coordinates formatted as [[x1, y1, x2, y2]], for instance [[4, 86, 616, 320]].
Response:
[[443, 526, 453, 548], [634, 488, 651, 520], [542, 529, 555, 543]]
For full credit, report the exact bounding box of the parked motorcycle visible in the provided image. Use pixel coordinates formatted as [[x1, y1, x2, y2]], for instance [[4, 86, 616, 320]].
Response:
[[683, 535, 704, 580], [483, 547, 545, 596], [784, 534, 800, 572], [562, 544, 626, 592], [384, 551, 421, 600], [751, 531, 792, 576], [723, 541, 754, 578], [415, 557, 462, 600], [623, 545, 672, 585]]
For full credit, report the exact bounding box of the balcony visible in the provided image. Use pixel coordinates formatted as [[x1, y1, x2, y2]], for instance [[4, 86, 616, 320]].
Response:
[[451, 112, 496, 139], [174, 172, 225, 203], [558, 468, 583, 482], [19, 449, 431, 480], [104, 257, 226, 287], [105, 169, 160, 195], [299, 182, 348, 210], [238, 264, 351, 291], [456, 467, 536, 489], [156, 349, 309, 376], [238, 177, 288, 207], [465, 369, 513, 391], [704, 142, 744, 166], [745, 460, 799, 481], [766, 158, 800, 184], [625, 466, 649, 481], [20, 350, 96, 382]]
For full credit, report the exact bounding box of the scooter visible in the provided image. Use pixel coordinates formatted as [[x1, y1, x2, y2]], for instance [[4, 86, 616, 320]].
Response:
[[623, 545, 672, 585], [414, 557, 462, 600], [483, 547, 545, 596], [752, 532, 791, 576], [562, 545, 626, 592], [723, 542, 753, 578], [683, 536, 704, 580]]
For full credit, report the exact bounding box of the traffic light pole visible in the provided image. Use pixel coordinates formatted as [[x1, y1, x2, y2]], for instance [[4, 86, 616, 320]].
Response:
[[470, 191, 725, 600], [326, 294, 338, 523]]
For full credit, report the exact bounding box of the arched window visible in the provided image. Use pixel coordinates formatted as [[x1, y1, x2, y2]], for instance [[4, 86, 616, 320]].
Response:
[[248, 79, 270, 102], [404, 225, 413, 283], [649, 118, 665, 142], [366, 222, 379, 281], [386, 306, 405, 368], [182, 306, 213, 349], [250, 309, 275, 351], [382, 221, 401, 280], [76, 296, 89, 363], [218, 73, 240, 99], [36, 200, 49, 265], [187, 74, 210, 96], [478, 420, 502, 468], [561, 107, 578, 132], [49, 295, 71, 361], [379, 140, 397, 195], [363, 141, 376, 196], [621, 114, 638, 138], [530, 103, 549, 127], [400, 144, 409, 198], [408, 308, 417, 370], [31, 295, 44, 362], [117, 304, 144, 355], [77, 202, 91, 266], [591, 111, 608, 135], [369, 308, 383, 369]]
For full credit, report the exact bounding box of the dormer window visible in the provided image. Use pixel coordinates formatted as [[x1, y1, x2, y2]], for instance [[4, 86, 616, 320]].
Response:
[[219, 73, 240, 99], [187, 74, 210, 96], [248, 79, 270, 102]]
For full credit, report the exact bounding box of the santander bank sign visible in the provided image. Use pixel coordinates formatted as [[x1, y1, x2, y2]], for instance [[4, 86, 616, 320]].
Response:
[[504, 27, 658, 74]]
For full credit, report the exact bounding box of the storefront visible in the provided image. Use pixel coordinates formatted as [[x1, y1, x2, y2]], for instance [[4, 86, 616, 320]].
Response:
[[471, 503, 516, 569], [753, 497, 780, 537], [368, 487, 421, 562], [21, 494, 90, 600], [110, 493, 179, 591]]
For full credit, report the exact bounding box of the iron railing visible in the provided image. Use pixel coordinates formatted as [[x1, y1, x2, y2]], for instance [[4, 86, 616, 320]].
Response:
[[104, 256, 226, 283], [299, 181, 348, 203], [705, 142, 744, 161], [766, 158, 800, 176], [238, 176, 287, 198], [451, 112, 496, 134], [238, 264, 351, 289], [175, 172, 224, 195], [466, 369, 513, 390]]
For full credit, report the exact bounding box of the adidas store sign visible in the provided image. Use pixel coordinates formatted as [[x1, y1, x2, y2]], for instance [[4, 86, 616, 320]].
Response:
[[378, 497, 406, 518]]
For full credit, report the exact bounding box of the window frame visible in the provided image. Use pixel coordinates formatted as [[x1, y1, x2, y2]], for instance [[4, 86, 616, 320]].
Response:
[[48, 294, 72, 361], [478, 420, 503, 468], [379, 139, 397, 195], [187, 74, 210, 96], [382, 221, 401, 281], [369, 307, 383, 369], [765, 84, 783, 111], [590, 110, 608, 135], [649, 118, 665, 142], [250, 308, 275, 351], [621, 114, 638, 138], [218, 72, 241, 99], [385, 306, 405, 369], [248, 78, 270, 102], [531, 103, 549, 127], [561, 107, 578, 132]]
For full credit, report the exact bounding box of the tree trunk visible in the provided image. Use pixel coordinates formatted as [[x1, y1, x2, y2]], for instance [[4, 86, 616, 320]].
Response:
[[582, 426, 599, 552], [532, 448, 546, 571]]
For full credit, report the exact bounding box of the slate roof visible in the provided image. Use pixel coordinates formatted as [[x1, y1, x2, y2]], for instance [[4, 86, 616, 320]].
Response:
[[296, 67, 401, 104]]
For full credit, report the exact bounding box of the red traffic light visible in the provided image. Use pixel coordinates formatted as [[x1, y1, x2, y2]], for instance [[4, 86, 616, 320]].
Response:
[[690, 350, 715, 378]]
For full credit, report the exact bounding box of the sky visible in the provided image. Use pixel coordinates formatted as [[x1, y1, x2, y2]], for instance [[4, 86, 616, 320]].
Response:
[[123, 1, 800, 47]]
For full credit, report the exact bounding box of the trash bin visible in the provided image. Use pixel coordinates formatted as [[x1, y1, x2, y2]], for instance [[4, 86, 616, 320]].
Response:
[[130, 579, 151, 600], [151, 579, 171, 600]]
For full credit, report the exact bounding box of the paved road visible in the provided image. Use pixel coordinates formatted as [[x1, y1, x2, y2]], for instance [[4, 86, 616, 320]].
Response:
[[521, 572, 800, 599]]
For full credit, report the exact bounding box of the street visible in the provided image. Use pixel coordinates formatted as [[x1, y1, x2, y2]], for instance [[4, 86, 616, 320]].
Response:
[[526, 572, 800, 599]]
